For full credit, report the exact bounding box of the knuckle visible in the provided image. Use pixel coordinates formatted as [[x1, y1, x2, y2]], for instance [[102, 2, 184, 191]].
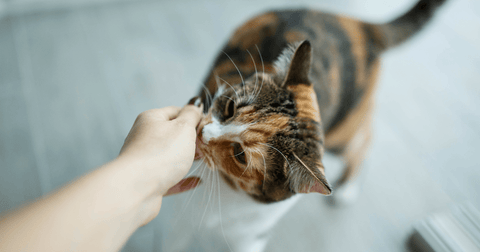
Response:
[[135, 112, 148, 123], [138, 109, 153, 118]]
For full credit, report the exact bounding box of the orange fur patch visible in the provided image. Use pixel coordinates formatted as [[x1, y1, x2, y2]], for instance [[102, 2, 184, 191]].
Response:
[[242, 114, 290, 147], [229, 13, 278, 49], [284, 30, 307, 43], [337, 17, 367, 87], [220, 171, 238, 190], [328, 56, 342, 108], [239, 181, 247, 190], [287, 84, 321, 122], [197, 106, 291, 192], [325, 60, 380, 149]]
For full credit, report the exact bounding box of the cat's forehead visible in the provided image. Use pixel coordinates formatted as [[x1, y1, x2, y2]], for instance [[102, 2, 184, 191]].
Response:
[[219, 73, 277, 98], [245, 72, 276, 84], [204, 104, 289, 141]]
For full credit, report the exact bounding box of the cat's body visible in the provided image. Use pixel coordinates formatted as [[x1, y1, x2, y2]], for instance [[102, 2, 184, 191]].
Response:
[[162, 0, 446, 251], [196, 0, 446, 203], [199, 10, 381, 201]]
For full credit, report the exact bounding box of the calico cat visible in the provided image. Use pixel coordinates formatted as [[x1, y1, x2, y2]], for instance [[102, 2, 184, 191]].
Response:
[[161, 0, 447, 251], [195, 0, 446, 204]]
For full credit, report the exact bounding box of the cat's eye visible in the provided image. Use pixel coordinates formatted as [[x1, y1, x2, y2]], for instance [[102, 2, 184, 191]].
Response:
[[232, 142, 246, 165], [224, 99, 236, 120]]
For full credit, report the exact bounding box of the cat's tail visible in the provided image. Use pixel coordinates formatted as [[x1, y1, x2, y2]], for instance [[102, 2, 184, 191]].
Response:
[[366, 0, 447, 51]]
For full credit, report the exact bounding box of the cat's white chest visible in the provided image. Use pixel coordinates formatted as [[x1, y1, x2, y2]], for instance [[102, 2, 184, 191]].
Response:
[[158, 160, 301, 252]]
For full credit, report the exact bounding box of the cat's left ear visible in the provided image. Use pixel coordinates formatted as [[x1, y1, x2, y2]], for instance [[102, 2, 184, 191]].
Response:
[[281, 40, 313, 87], [289, 153, 332, 195]]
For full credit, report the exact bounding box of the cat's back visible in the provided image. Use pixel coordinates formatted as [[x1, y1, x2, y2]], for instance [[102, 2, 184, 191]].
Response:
[[204, 0, 445, 133], [225, 9, 367, 62], [215, 9, 376, 131]]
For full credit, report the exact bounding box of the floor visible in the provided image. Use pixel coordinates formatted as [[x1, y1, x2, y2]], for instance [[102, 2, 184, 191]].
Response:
[[0, 0, 479, 251]]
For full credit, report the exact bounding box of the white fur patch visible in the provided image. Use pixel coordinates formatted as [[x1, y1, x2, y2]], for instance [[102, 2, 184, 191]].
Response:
[[213, 83, 226, 100], [202, 117, 247, 143], [273, 42, 302, 80]]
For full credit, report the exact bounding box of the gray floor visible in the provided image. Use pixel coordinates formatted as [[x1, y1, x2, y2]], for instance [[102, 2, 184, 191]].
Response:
[[1, 0, 479, 251]]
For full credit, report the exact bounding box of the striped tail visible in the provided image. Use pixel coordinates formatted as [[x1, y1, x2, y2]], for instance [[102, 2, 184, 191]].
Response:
[[367, 0, 447, 51]]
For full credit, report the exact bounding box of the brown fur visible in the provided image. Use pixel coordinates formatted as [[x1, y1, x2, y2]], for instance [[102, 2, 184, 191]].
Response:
[[196, 0, 446, 203], [287, 84, 321, 123]]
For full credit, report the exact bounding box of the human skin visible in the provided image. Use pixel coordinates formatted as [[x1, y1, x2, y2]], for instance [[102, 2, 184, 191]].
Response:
[[0, 99, 203, 252]]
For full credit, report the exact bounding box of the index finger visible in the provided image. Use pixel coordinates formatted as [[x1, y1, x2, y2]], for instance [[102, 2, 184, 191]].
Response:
[[175, 97, 203, 127], [138, 106, 181, 122]]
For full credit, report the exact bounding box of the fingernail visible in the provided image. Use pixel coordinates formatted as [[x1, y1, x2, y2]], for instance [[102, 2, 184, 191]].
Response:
[[187, 96, 202, 107]]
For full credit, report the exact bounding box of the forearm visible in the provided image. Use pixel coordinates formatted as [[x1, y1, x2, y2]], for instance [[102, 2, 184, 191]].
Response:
[[0, 157, 161, 252], [0, 104, 202, 252]]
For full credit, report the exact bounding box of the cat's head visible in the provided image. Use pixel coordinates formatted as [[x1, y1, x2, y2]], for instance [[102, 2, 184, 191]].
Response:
[[196, 41, 332, 203]]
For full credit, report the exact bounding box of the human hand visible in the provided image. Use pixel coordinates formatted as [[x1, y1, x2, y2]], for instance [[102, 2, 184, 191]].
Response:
[[0, 98, 205, 252], [118, 97, 203, 197]]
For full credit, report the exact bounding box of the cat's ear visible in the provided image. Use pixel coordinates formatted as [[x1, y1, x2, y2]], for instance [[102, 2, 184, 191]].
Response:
[[281, 40, 313, 87], [289, 153, 332, 195]]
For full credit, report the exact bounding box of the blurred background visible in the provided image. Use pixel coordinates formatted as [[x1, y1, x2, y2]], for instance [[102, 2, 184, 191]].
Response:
[[0, 0, 479, 251]]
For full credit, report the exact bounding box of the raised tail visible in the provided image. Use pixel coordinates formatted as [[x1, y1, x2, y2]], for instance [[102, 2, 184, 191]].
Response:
[[366, 0, 447, 51]]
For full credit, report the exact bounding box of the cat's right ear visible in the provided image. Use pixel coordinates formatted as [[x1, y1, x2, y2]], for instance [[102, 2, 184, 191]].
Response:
[[288, 153, 332, 195], [281, 40, 313, 88]]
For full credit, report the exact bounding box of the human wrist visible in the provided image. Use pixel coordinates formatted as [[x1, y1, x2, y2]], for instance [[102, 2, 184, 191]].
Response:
[[110, 154, 168, 196], [99, 156, 166, 227]]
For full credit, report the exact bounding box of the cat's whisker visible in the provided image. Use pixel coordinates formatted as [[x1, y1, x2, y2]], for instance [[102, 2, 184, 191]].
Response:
[[221, 95, 237, 106], [200, 86, 211, 108], [212, 168, 217, 218], [213, 73, 226, 98], [246, 49, 258, 104], [174, 162, 208, 227], [214, 72, 221, 88], [230, 150, 245, 158], [215, 167, 234, 252], [241, 150, 254, 176], [253, 45, 266, 103], [201, 85, 214, 109], [200, 165, 213, 205], [185, 157, 206, 178], [259, 142, 291, 169], [222, 51, 246, 102], [199, 167, 215, 230], [253, 148, 267, 191], [239, 149, 255, 178], [198, 166, 213, 228], [239, 163, 250, 178], [218, 76, 239, 100], [184, 162, 207, 206]]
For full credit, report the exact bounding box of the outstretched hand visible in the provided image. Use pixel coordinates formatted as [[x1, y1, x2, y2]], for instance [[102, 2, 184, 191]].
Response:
[[118, 97, 204, 197], [0, 97, 206, 252]]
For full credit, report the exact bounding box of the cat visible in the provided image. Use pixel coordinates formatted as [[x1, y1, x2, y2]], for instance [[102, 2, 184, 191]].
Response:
[[195, 0, 446, 203], [160, 0, 447, 251]]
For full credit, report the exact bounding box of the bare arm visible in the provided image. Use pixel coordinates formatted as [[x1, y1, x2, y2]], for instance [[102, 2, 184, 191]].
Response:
[[0, 99, 203, 252]]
